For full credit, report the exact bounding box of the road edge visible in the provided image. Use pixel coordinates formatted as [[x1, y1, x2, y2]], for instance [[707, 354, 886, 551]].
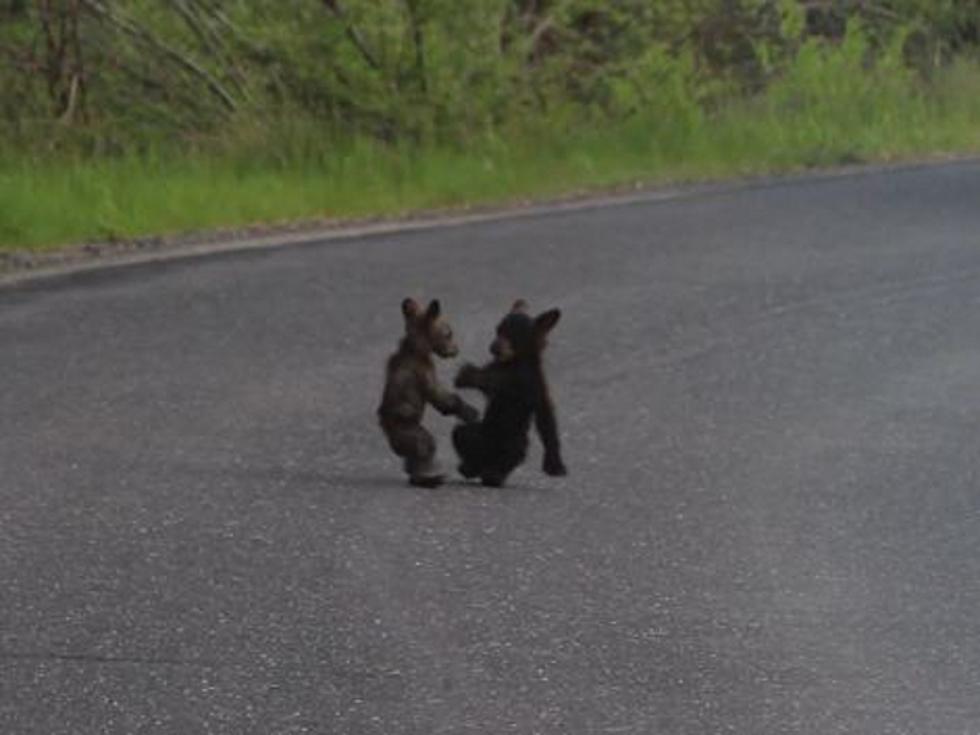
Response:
[[2, 154, 977, 289]]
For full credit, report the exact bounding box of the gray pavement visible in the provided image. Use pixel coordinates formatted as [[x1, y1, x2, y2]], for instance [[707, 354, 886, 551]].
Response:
[[3, 162, 980, 733]]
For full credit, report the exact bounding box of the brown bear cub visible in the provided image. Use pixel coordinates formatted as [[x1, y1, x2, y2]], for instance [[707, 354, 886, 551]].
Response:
[[378, 298, 479, 487], [452, 300, 567, 487]]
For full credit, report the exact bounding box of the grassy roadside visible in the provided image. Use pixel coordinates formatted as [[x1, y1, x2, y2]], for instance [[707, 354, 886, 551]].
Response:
[[3, 55, 979, 254]]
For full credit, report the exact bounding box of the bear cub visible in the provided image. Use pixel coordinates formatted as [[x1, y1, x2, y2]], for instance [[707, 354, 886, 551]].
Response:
[[378, 298, 479, 487], [452, 300, 567, 487]]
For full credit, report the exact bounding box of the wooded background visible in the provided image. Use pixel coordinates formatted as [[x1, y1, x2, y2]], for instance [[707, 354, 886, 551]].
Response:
[[2, 1, 978, 153]]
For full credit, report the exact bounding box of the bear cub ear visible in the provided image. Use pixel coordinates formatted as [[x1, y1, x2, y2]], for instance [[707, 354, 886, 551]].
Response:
[[424, 299, 442, 322], [402, 298, 422, 319], [534, 308, 561, 335]]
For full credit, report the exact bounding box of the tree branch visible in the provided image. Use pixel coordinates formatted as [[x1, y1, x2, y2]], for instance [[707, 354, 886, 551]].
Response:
[[169, 0, 251, 100], [320, 0, 381, 71], [81, 0, 238, 112]]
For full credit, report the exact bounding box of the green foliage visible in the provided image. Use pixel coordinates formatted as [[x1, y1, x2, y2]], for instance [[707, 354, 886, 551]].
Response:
[[1, 2, 979, 250], [2, 1, 978, 151], [3, 21, 979, 252]]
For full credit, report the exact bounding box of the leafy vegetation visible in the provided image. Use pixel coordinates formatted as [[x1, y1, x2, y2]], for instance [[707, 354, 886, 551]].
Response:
[[1, 1, 979, 250]]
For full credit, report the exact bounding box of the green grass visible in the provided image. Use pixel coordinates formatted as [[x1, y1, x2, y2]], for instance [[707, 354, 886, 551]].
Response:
[[3, 52, 979, 252]]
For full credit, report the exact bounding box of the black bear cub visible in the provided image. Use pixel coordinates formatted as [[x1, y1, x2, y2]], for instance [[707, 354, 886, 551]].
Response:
[[378, 298, 479, 488], [452, 300, 567, 487]]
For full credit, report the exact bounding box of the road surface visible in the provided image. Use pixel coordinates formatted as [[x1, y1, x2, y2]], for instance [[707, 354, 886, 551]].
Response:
[[3, 162, 980, 733]]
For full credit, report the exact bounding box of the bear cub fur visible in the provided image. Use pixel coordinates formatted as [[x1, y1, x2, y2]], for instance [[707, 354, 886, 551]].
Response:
[[452, 300, 567, 487], [378, 298, 479, 487]]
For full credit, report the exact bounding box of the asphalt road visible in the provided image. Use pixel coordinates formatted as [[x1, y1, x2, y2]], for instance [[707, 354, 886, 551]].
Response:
[[3, 162, 980, 734]]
